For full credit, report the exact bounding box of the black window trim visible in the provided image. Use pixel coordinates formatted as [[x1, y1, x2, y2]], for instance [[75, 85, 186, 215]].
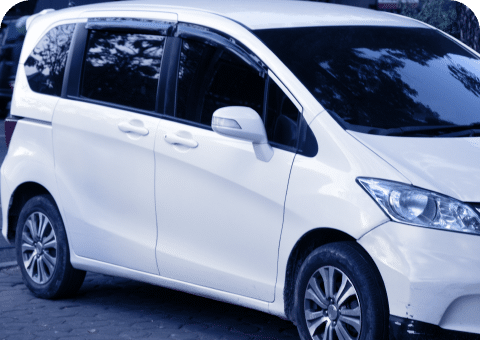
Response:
[[85, 18, 175, 35], [161, 36, 182, 116], [63, 22, 86, 98]]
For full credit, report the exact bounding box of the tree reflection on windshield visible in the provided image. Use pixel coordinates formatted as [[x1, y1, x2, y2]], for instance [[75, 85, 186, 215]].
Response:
[[255, 26, 480, 135]]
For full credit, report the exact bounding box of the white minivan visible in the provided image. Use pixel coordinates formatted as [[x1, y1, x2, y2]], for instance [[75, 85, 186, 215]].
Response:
[[2, 1, 480, 339]]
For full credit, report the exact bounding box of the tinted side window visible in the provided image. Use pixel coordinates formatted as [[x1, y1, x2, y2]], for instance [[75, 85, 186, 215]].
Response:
[[81, 30, 165, 111], [25, 24, 75, 96], [176, 38, 265, 126], [266, 79, 299, 148]]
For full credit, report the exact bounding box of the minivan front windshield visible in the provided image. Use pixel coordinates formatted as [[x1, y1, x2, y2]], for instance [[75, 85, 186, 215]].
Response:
[[254, 26, 480, 137]]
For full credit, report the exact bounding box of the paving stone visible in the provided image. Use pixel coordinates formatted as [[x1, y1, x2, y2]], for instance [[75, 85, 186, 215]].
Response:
[[5, 310, 34, 317], [168, 333, 200, 340], [0, 322, 34, 331], [79, 320, 114, 328], [181, 323, 210, 332], [130, 321, 167, 330], [30, 330, 73, 338], [117, 329, 154, 338], [2, 334, 37, 340]]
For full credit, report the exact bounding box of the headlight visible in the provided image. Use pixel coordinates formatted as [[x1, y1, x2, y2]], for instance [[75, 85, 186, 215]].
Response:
[[357, 177, 480, 235]]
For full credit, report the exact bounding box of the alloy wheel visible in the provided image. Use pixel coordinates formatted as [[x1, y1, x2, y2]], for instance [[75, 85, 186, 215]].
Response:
[[21, 212, 57, 284], [304, 266, 361, 340]]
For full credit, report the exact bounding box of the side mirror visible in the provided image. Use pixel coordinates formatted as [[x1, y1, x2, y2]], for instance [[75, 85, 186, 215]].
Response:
[[212, 106, 274, 162]]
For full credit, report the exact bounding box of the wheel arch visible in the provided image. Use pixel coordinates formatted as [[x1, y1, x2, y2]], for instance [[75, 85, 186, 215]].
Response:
[[6, 181, 53, 242], [283, 227, 389, 322]]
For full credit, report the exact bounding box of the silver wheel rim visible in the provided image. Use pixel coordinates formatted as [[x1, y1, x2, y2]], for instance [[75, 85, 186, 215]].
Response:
[[304, 266, 361, 340], [21, 212, 57, 284]]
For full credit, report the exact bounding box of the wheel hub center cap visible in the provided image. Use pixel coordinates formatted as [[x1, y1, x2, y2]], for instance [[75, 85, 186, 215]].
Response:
[[327, 304, 338, 320], [35, 242, 43, 255]]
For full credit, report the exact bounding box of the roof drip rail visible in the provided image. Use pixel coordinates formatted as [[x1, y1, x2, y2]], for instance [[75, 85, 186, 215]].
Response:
[[174, 24, 266, 77], [86, 18, 175, 35]]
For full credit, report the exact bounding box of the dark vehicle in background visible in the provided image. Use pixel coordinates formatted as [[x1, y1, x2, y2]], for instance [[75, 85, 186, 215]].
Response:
[[0, 0, 37, 118], [0, 17, 27, 119]]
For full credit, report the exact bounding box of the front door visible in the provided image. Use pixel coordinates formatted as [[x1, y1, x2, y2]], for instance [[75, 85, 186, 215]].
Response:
[[154, 35, 300, 301]]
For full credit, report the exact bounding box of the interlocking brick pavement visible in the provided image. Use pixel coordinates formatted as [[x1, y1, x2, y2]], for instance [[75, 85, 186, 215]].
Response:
[[0, 266, 300, 339]]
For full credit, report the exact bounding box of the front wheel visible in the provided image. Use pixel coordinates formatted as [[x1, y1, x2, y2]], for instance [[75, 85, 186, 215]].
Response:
[[15, 194, 86, 299], [293, 242, 389, 340]]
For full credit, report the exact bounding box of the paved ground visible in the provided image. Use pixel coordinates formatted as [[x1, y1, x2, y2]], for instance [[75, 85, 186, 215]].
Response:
[[0, 266, 299, 339], [0, 116, 300, 339]]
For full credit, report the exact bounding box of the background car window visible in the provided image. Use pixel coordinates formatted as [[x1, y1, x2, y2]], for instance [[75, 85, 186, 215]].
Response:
[[81, 30, 165, 111], [176, 38, 264, 126], [24, 24, 75, 96], [266, 79, 299, 148]]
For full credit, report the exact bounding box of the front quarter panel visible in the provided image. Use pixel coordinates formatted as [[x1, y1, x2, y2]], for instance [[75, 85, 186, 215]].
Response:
[[1, 119, 61, 242], [269, 111, 410, 317]]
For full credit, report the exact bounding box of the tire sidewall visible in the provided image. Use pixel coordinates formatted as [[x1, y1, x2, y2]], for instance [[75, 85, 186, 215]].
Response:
[[294, 242, 386, 340], [15, 195, 70, 298]]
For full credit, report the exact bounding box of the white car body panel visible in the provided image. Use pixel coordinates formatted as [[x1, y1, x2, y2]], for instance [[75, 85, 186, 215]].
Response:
[[1, 120, 60, 240], [359, 222, 480, 334], [350, 131, 480, 202], [71, 0, 427, 29], [52, 99, 160, 274], [154, 118, 294, 302], [79, 10, 178, 23]]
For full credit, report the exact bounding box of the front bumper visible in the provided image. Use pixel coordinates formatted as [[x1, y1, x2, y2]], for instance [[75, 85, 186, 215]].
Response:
[[390, 316, 480, 340], [358, 222, 480, 336]]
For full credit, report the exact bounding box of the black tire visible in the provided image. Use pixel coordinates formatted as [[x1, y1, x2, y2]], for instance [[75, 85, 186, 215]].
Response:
[[15, 194, 86, 299], [293, 242, 389, 340]]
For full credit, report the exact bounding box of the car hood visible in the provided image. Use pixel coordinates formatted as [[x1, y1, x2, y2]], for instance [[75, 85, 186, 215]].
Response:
[[349, 131, 480, 202]]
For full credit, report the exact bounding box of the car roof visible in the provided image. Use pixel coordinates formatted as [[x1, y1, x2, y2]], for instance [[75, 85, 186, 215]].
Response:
[[53, 0, 427, 30]]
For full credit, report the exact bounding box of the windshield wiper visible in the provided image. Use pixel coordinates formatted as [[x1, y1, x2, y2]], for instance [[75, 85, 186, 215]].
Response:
[[380, 123, 480, 137]]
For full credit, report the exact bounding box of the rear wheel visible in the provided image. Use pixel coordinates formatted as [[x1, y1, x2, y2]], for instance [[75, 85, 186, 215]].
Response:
[[15, 194, 86, 299], [294, 242, 389, 340]]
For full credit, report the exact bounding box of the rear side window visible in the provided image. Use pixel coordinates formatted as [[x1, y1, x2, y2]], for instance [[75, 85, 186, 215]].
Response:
[[25, 24, 75, 96], [80, 30, 165, 111]]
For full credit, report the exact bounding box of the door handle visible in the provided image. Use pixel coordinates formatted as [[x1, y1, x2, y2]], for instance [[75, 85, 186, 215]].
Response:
[[118, 122, 149, 136], [164, 133, 198, 148]]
